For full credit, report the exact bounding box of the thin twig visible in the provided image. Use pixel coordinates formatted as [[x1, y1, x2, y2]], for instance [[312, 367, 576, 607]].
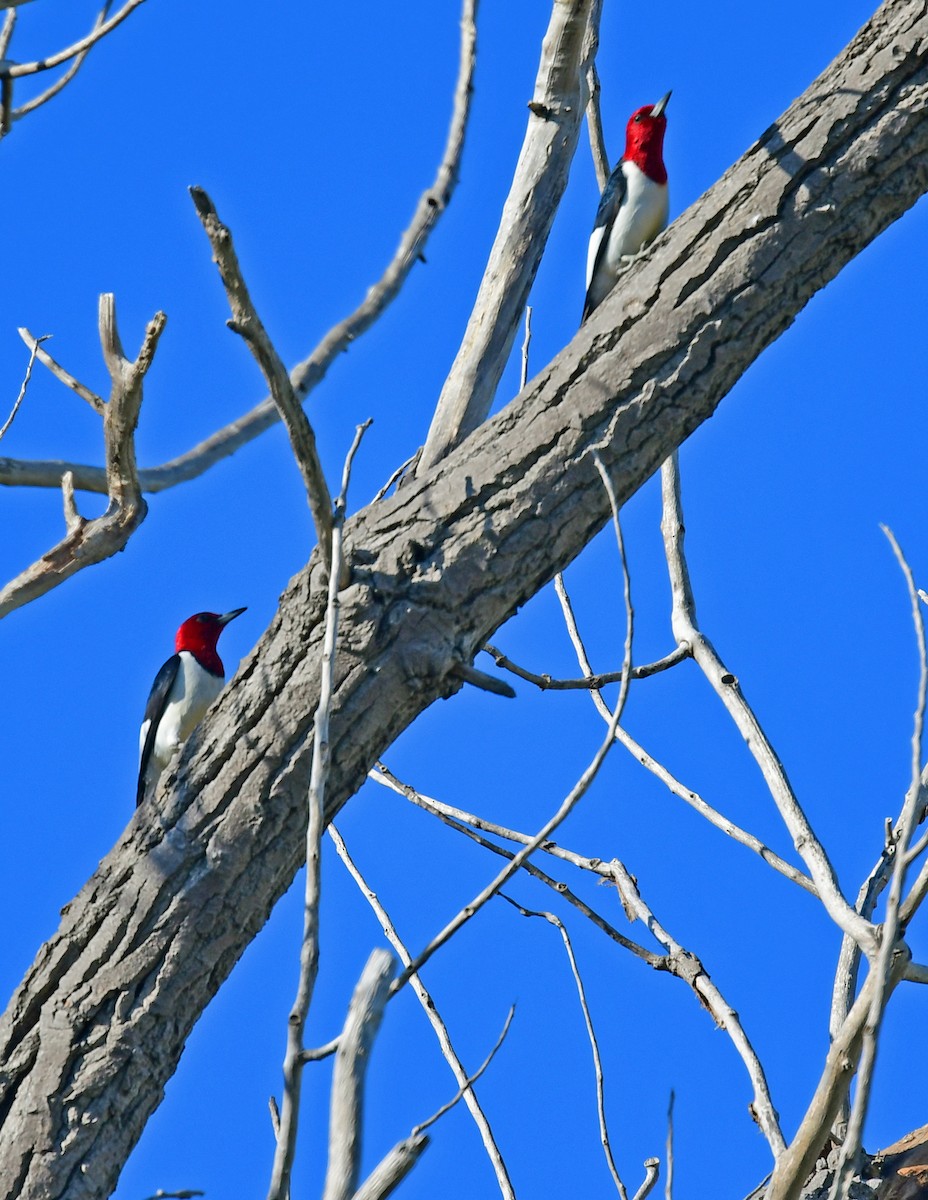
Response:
[[5, 0, 146, 77], [391, 671, 629, 993], [0, 9, 15, 133], [141, 1192, 204, 1200], [828, 526, 928, 1200], [299, 1035, 340, 1064], [520, 305, 532, 391], [372, 450, 419, 503], [483, 641, 690, 690], [828, 762, 928, 1121], [550, 575, 813, 892], [0, 335, 49, 443], [265, 425, 363, 1200], [329, 824, 516, 1200], [190, 186, 335, 572], [660, 452, 877, 956], [61, 471, 83, 533], [12, 1, 113, 119], [0, 296, 158, 618], [609, 858, 786, 1158], [3, 0, 473, 504], [620, 722, 816, 893], [665, 1091, 674, 1200], [412, 1006, 516, 1137], [584, 47, 610, 192], [373, 762, 788, 1163], [18, 326, 105, 413], [370, 763, 664, 967], [501, 896, 629, 1199], [580, 0, 609, 189]]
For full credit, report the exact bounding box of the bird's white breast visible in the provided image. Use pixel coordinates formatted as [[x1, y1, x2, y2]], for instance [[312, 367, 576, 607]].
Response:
[[139, 650, 224, 773], [599, 160, 668, 276]]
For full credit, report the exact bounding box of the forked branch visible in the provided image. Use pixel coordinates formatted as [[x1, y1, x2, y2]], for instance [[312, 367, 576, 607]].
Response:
[[0, 295, 161, 618], [330, 824, 515, 1200], [660, 452, 876, 955], [0, 0, 477, 499], [0, 1, 145, 134]]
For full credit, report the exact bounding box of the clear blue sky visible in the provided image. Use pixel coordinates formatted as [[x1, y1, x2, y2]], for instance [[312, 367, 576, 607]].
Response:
[[2, 1, 927, 1197]]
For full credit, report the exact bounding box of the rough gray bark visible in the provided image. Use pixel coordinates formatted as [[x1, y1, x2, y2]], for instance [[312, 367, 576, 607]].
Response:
[[1, 1, 926, 1196]]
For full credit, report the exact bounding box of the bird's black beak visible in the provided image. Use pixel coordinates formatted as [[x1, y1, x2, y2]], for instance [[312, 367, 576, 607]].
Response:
[[218, 607, 247, 625], [651, 91, 671, 119]]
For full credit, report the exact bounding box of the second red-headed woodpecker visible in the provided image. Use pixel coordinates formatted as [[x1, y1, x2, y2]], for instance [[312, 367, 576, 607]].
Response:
[[582, 91, 671, 323], [136, 608, 246, 807]]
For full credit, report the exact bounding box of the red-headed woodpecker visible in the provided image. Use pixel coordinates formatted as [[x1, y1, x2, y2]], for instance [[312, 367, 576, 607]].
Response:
[[582, 91, 671, 323], [136, 608, 246, 807]]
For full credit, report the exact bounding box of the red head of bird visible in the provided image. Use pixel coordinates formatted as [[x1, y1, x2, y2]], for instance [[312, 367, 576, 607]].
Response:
[[623, 91, 670, 184], [174, 608, 246, 676]]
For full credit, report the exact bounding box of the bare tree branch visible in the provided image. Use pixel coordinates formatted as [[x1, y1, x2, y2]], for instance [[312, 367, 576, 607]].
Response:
[[371, 762, 664, 966], [418, 0, 599, 471], [582, 0, 608, 189], [329, 824, 516, 1200], [828, 761, 928, 1099], [372, 765, 789, 1166], [191, 185, 335, 573], [585, 59, 610, 191], [4, 0, 146, 78], [632, 1159, 661, 1200], [483, 641, 690, 691], [0, 10, 16, 62], [11, 1, 114, 120], [519, 305, 533, 390], [765, 948, 910, 1200], [411, 1006, 516, 1138], [349, 1134, 429, 1200], [322, 950, 397, 1200], [18, 326, 105, 413], [141, 1191, 205, 1200], [374, 762, 663, 951], [660, 452, 877, 955], [502, 897, 631, 1199], [550, 571, 815, 894], [390, 632, 631, 994], [609, 859, 786, 1158], [828, 527, 928, 1199], [266, 423, 364, 1200], [0, 334, 48, 443], [0, 295, 160, 618], [0, 0, 477, 500]]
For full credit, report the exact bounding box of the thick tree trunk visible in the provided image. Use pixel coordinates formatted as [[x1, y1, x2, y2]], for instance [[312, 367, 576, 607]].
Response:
[[1, 1, 926, 1195]]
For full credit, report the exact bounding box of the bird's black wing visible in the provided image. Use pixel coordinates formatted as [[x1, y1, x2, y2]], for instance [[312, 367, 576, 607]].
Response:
[[136, 654, 180, 807], [581, 162, 628, 324]]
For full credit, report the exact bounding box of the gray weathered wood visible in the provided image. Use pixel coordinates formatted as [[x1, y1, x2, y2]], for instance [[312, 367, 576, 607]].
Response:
[[0, 2, 926, 1195], [322, 949, 396, 1200], [417, 0, 597, 472]]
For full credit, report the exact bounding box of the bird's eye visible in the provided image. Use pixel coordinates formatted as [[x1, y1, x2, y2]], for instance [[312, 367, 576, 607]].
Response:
[[634, 113, 643, 123]]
